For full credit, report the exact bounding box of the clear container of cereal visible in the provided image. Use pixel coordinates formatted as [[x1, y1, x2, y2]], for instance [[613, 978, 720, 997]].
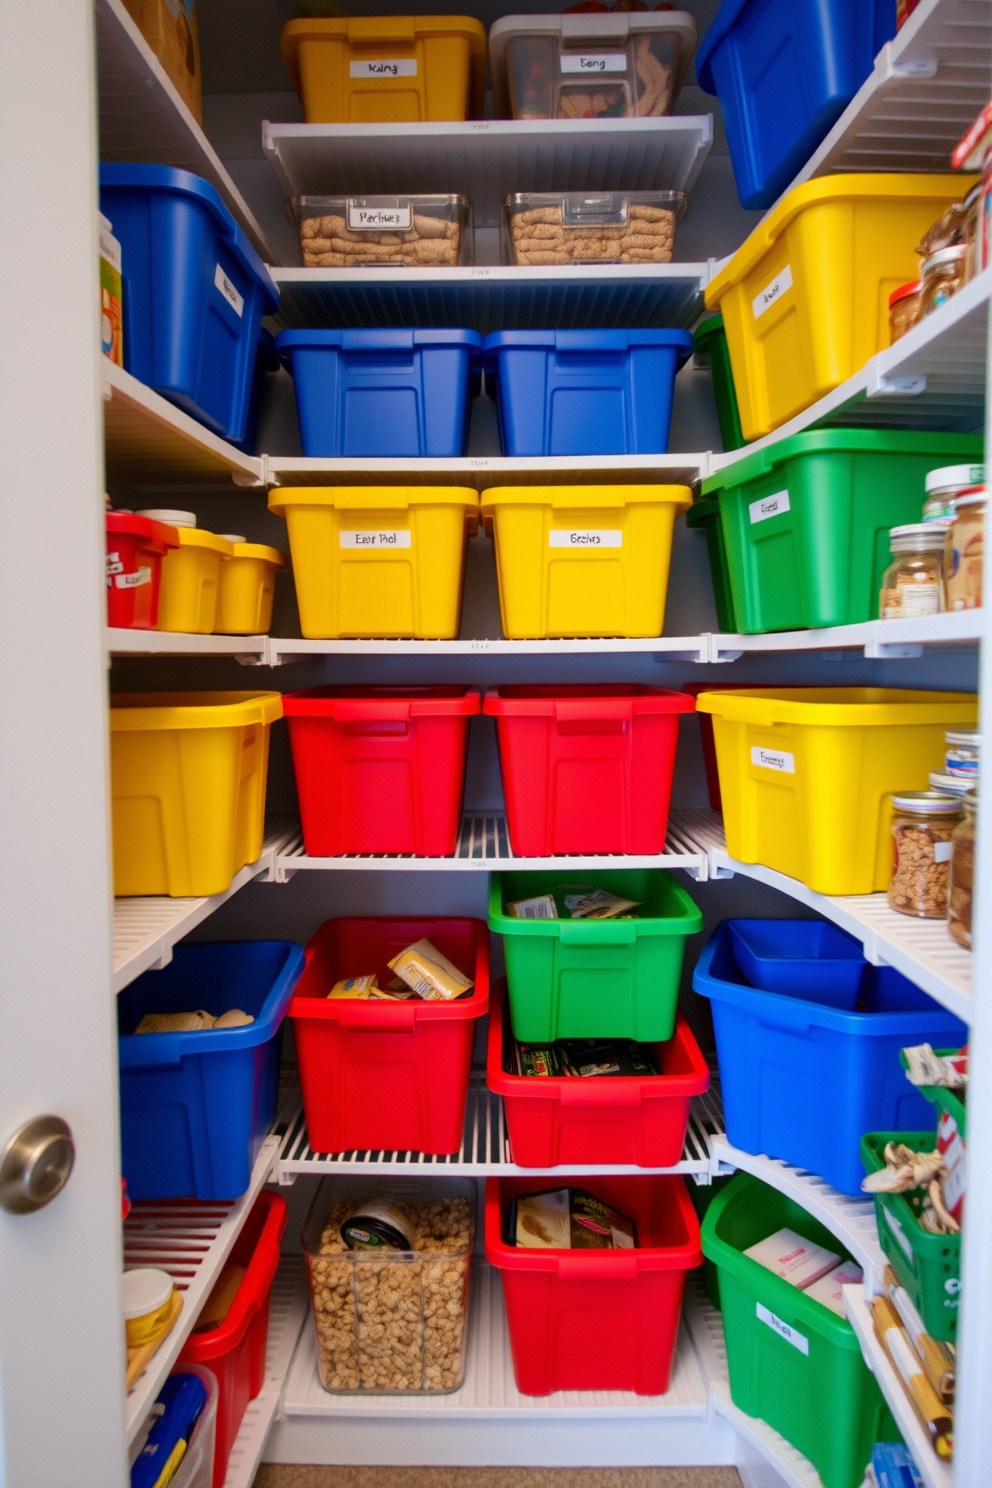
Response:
[[489, 11, 697, 121], [923, 463, 985, 522], [945, 727, 981, 780], [879, 522, 947, 620], [948, 788, 976, 949], [945, 487, 986, 610], [887, 791, 963, 919], [291, 195, 473, 268], [502, 190, 686, 266], [302, 1176, 475, 1394], [888, 280, 922, 344]]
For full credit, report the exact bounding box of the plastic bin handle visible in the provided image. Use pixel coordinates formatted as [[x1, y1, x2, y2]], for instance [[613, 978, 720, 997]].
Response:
[[338, 1003, 418, 1030], [556, 1249, 639, 1279], [349, 15, 416, 43], [333, 699, 413, 722], [552, 698, 633, 723], [559, 1080, 642, 1107], [555, 330, 629, 354], [559, 919, 637, 946]]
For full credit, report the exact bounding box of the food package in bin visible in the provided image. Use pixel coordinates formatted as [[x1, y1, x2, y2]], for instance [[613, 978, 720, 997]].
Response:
[[502, 191, 684, 265], [511, 1187, 637, 1248], [292, 194, 472, 267]]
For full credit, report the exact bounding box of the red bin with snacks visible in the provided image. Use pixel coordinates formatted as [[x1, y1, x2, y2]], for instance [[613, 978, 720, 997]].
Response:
[[105, 512, 178, 629]]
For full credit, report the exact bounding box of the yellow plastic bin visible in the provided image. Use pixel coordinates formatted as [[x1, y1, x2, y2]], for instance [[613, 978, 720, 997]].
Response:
[[215, 538, 286, 635], [704, 174, 974, 442], [280, 16, 487, 123], [695, 688, 978, 896], [139, 512, 233, 634], [268, 486, 479, 639], [110, 691, 283, 897], [481, 484, 691, 639]]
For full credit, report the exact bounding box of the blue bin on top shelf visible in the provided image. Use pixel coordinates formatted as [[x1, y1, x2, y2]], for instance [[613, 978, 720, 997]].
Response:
[[276, 327, 483, 457], [118, 941, 305, 1202], [99, 165, 279, 443], [693, 921, 966, 1197], [696, 0, 898, 210], [482, 329, 693, 456]]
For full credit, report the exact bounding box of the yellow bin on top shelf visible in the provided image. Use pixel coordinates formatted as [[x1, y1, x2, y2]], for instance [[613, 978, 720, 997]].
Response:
[[110, 691, 283, 897], [694, 687, 978, 897], [704, 174, 975, 442], [155, 528, 233, 634], [268, 486, 479, 639], [215, 540, 287, 635], [280, 16, 487, 123], [481, 484, 692, 638]]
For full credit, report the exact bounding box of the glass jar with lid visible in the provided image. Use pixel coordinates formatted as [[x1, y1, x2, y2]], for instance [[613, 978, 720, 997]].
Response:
[[948, 789, 976, 948], [945, 487, 986, 610], [945, 728, 980, 780], [923, 463, 985, 523], [879, 523, 947, 620], [920, 244, 968, 317], [888, 280, 922, 343], [888, 791, 963, 918]]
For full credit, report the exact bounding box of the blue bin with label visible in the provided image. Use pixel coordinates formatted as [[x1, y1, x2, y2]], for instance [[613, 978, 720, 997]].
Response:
[[118, 941, 304, 1201], [276, 328, 483, 457], [99, 165, 279, 442], [482, 329, 692, 456], [697, 0, 897, 210], [693, 921, 966, 1196]]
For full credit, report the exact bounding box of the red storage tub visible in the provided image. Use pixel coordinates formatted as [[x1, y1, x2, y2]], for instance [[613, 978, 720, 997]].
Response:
[[485, 1174, 702, 1396], [487, 979, 709, 1167], [178, 1190, 286, 1488], [105, 512, 178, 629], [483, 685, 694, 855], [289, 917, 490, 1154], [283, 685, 481, 856]]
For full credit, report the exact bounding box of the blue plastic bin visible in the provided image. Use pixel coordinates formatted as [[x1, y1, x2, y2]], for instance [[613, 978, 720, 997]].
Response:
[[482, 329, 693, 457], [693, 921, 966, 1196], [696, 0, 897, 210], [276, 328, 483, 457], [729, 919, 864, 1011], [118, 941, 304, 1202], [231, 327, 280, 454], [99, 165, 279, 442]]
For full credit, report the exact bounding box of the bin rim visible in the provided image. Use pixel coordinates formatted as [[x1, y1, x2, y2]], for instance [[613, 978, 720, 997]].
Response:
[[226, 542, 287, 566], [275, 327, 484, 352], [488, 868, 703, 939], [484, 683, 696, 716], [282, 684, 482, 719], [480, 484, 691, 512], [482, 328, 694, 353], [268, 485, 479, 517], [694, 0, 748, 95], [701, 429, 984, 497], [693, 686, 978, 729], [168, 529, 235, 557], [179, 1191, 287, 1362], [110, 690, 283, 730], [106, 513, 180, 549]]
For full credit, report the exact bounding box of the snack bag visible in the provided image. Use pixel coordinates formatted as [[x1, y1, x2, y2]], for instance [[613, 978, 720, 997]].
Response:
[[564, 889, 640, 919], [388, 939, 474, 1001], [327, 974, 378, 1000], [507, 894, 558, 919]]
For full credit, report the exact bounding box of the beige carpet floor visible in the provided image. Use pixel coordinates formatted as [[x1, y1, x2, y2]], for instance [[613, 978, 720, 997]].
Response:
[[255, 1469, 743, 1488]]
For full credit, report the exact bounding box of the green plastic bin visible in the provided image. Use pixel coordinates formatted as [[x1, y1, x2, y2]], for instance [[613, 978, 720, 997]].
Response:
[[687, 1172, 732, 1310], [693, 314, 745, 453], [701, 1173, 897, 1488], [700, 429, 984, 634], [488, 869, 702, 1043], [861, 1130, 961, 1343], [685, 498, 738, 633]]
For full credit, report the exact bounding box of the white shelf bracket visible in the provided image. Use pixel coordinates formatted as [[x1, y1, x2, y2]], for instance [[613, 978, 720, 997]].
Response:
[[864, 640, 924, 659], [866, 365, 927, 400]]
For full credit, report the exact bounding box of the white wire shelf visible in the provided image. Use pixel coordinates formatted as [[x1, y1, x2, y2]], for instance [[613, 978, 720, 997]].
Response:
[[123, 1134, 280, 1446], [222, 1260, 311, 1488], [107, 628, 268, 660], [95, 0, 275, 263], [710, 608, 983, 662], [844, 1284, 953, 1488], [263, 451, 709, 489], [262, 116, 713, 230], [272, 262, 709, 333]]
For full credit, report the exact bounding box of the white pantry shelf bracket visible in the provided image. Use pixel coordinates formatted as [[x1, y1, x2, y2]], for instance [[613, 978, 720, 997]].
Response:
[[865, 367, 928, 399]]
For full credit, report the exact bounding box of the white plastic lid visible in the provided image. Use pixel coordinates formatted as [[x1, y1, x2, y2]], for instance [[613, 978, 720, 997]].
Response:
[[122, 1267, 173, 1320], [930, 769, 973, 797], [220, 534, 247, 544], [925, 464, 985, 495], [138, 509, 197, 528], [946, 729, 981, 747]]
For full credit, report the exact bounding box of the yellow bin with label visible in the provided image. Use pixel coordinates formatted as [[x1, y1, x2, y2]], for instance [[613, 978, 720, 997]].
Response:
[[268, 486, 479, 639], [110, 691, 283, 897], [695, 688, 978, 896], [281, 16, 487, 123], [705, 174, 974, 442], [481, 484, 691, 638], [215, 541, 287, 635], [156, 529, 233, 634]]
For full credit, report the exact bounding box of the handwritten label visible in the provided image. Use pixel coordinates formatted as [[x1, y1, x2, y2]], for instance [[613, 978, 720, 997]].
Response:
[[214, 264, 244, 318], [749, 489, 790, 524], [115, 566, 152, 589], [751, 746, 795, 774], [549, 530, 622, 548], [348, 205, 411, 231], [756, 1304, 809, 1355], [339, 530, 412, 549], [560, 53, 626, 73], [350, 58, 417, 78], [752, 263, 793, 320]]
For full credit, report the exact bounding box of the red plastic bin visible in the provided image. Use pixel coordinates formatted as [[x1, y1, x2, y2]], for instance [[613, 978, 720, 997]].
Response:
[[483, 685, 694, 855], [105, 512, 178, 630], [485, 1173, 702, 1395], [288, 917, 490, 1154], [283, 685, 481, 856], [178, 1189, 286, 1488], [487, 979, 709, 1167]]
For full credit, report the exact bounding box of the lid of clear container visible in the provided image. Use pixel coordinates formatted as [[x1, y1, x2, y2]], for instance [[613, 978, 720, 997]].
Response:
[[123, 1268, 173, 1319], [946, 729, 981, 747], [505, 190, 686, 226], [889, 280, 922, 307], [926, 463, 985, 494], [888, 522, 947, 550], [930, 769, 974, 797], [891, 790, 964, 813]]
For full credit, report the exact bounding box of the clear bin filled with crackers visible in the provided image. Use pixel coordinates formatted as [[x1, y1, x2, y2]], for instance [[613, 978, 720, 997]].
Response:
[[293, 194, 472, 268], [502, 190, 685, 266]]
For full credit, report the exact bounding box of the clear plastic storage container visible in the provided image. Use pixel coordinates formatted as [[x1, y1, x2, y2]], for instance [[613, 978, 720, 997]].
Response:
[[293, 194, 472, 267], [502, 191, 684, 266]]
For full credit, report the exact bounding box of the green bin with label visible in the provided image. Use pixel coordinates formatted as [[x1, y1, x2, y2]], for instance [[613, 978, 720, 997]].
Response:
[[700, 430, 983, 634], [693, 313, 745, 453], [701, 1173, 898, 1488]]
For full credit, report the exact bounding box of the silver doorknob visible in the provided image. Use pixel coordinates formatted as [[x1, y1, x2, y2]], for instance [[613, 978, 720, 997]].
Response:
[[0, 1116, 75, 1214]]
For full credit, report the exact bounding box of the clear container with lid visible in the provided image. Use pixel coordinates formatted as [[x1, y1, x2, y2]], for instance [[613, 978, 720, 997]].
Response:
[[291, 195, 472, 268], [888, 791, 963, 919], [920, 244, 968, 317], [502, 190, 686, 266], [123, 1267, 175, 1349], [930, 768, 974, 799], [879, 522, 947, 620], [923, 463, 985, 522], [945, 728, 980, 778], [948, 788, 976, 948], [945, 487, 986, 610], [888, 280, 922, 343], [137, 508, 197, 529]]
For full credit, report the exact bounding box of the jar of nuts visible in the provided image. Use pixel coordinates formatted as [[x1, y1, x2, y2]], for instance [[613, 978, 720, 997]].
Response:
[[948, 789, 976, 949], [302, 1177, 475, 1394], [888, 791, 963, 919]]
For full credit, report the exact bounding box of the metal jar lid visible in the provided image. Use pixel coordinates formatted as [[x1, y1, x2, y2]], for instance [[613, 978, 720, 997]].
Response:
[[891, 790, 964, 814]]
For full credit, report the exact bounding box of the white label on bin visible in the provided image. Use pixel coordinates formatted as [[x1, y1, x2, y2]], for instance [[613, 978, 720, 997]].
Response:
[[883, 1206, 914, 1263], [214, 264, 244, 318], [749, 489, 790, 524], [350, 58, 418, 78], [560, 53, 626, 73], [348, 205, 412, 231], [549, 529, 623, 548], [756, 1304, 809, 1355], [751, 746, 795, 774], [339, 530, 412, 548], [935, 839, 953, 863], [115, 566, 152, 589], [752, 263, 793, 319]]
